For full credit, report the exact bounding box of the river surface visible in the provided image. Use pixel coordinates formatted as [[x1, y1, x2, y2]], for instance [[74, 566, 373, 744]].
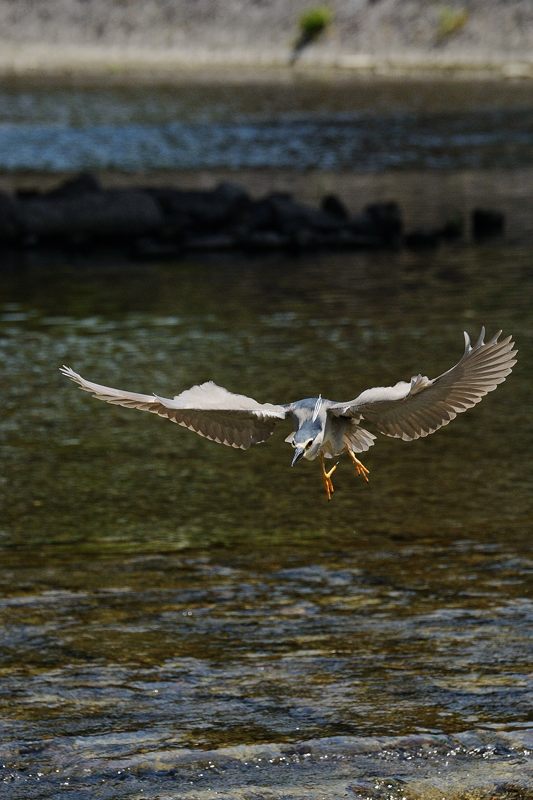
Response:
[[1, 76, 533, 174], [1, 76, 533, 798], [1, 246, 532, 798]]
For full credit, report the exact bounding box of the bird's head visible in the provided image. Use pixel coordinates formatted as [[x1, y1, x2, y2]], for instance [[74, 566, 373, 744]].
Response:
[[287, 423, 323, 466]]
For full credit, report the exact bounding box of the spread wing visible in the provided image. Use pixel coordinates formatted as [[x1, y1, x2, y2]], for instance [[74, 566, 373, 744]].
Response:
[[329, 328, 517, 441], [60, 366, 287, 449]]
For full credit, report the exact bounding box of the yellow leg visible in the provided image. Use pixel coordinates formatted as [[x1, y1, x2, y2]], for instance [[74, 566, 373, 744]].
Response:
[[347, 449, 370, 483], [321, 454, 338, 501]]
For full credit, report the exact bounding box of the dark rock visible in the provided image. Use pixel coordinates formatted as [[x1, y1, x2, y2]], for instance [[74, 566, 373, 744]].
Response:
[[359, 201, 403, 245], [213, 181, 250, 207], [131, 238, 184, 261], [148, 182, 251, 234], [1, 179, 478, 258], [325, 230, 383, 249], [404, 228, 441, 249], [46, 172, 102, 198], [0, 192, 22, 243], [238, 197, 277, 232], [239, 226, 385, 253], [349, 222, 384, 246], [320, 194, 349, 220], [264, 193, 344, 235], [405, 215, 465, 249], [185, 234, 238, 251], [472, 208, 505, 240], [16, 189, 42, 200], [287, 228, 322, 252], [144, 188, 191, 236], [20, 190, 163, 241], [439, 215, 464, 240], [239, 231, 289, 251]]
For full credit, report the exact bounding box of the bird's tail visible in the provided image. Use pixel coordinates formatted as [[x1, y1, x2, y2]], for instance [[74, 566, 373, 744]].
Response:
[[344, 423, 376, 453]]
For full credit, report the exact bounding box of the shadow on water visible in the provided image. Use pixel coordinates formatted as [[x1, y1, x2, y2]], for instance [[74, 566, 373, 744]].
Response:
[[1, 242, 532, 797]]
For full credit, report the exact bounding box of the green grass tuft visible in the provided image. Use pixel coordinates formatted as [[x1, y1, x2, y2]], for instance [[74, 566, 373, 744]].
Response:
[[298, 6, 334, 41], [437, 6, 469, 41]]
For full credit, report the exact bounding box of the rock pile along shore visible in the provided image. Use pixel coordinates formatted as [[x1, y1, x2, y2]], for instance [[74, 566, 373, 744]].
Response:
[[0, 173, 505, 261]]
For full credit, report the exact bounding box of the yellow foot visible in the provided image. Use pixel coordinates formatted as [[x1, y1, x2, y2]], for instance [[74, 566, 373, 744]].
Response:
[[321, 455, 338, 501], [347, 450, 370, 483]]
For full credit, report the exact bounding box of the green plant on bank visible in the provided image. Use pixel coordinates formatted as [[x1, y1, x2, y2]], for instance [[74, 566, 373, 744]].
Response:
[[437, 6, 469, 41], [298, 6, 333, 42]]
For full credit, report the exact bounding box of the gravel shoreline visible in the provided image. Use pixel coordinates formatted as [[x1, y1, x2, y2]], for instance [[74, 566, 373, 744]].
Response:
[[1, 0, 532, 80]]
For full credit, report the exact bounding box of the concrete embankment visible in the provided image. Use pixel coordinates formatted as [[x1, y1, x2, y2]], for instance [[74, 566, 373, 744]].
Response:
[[0, 0, 532, 79]]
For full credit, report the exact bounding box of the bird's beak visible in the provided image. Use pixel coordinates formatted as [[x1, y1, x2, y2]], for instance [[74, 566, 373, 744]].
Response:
[[291, 446, 305, 467]]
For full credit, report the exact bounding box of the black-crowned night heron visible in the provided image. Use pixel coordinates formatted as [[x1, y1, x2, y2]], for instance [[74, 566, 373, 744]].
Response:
[[61, 327, 516, 500]]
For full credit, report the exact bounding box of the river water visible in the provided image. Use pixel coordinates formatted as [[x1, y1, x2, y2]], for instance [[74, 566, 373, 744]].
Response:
[[1, 77, 532, 798], [1, 75, 533, 174]]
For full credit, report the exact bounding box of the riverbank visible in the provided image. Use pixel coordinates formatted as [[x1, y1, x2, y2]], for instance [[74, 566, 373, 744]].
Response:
[[0, 0, 532, 81], [1, 45, 532, 83]]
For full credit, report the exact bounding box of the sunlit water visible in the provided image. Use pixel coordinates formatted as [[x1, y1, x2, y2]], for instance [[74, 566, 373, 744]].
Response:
[[1, 76, 533, 173], [1, 244, 532, 798]]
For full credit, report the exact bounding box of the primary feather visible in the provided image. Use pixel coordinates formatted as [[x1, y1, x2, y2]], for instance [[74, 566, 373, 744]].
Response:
[[330, 328, 517, 440], [60, 328, 516, 478], [59, 367, 286, 449]]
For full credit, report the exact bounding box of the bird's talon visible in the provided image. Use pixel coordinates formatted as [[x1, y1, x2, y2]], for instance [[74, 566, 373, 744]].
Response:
[[347, 451, 370, 484], [321, 455, 337, 500], [325, 463, 338, 479]]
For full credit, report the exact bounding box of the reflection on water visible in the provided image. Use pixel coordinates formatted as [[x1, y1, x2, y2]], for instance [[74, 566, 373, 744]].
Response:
[[0, 244, 531, 797]]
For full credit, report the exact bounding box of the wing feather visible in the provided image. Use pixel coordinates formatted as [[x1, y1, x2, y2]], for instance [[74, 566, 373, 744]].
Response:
[[330, 328, 517, 441], [60, 366, 286, 449]]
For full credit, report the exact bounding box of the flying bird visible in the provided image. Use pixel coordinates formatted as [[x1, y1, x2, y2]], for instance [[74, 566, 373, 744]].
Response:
[[60, 327, 516, 500]]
